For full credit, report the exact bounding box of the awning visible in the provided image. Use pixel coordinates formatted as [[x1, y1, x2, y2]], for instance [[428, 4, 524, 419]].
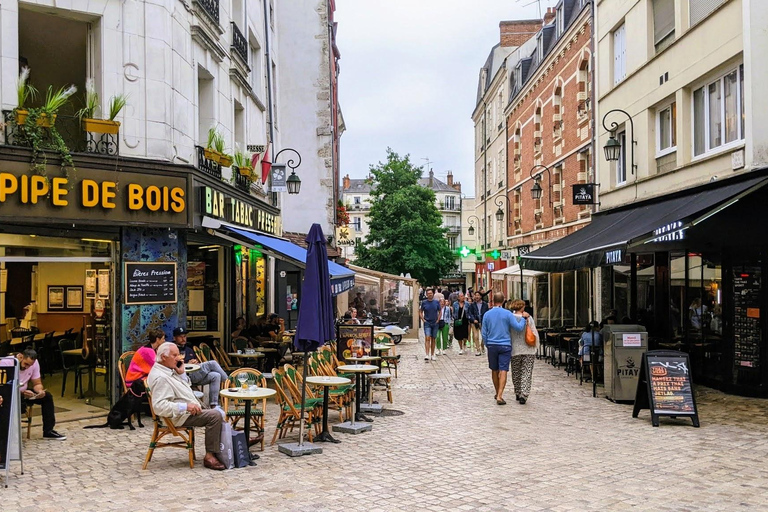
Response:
[[521, 173, 768, 272], [491, 265, 544, 280], [211, 222, 355, 295]]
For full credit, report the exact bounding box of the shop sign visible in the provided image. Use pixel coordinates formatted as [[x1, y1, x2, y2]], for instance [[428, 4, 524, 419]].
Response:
[[271, 165, 287, 193], [335, 226, 355, 247], [0, 164, 188, 227], [632, 351, 700, 428], [500, 250, 513, 260], [604, 249, 623, 265], [202, 186, 281, 236], [517, 244, 531, 257], [623, 333, 642, 347], [651, 220, 685, 243], [572, 184, 596, 205]]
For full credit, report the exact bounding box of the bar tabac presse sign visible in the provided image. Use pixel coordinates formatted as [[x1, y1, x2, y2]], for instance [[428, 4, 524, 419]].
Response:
[[201, 185, 281, 236], [0, 163, 188, 227]]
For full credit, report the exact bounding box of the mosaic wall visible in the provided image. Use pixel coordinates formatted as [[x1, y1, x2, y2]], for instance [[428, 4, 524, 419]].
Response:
[[120, 228, 187, 351]]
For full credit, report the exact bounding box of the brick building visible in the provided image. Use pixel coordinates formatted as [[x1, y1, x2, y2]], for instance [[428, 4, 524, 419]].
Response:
[[504, 0, 594, 326]]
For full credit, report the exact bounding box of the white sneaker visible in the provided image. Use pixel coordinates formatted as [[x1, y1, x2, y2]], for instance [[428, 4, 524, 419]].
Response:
[[459, 350, 464, 355], [431, 355, 437, 361], [425, 356, 430, 361]]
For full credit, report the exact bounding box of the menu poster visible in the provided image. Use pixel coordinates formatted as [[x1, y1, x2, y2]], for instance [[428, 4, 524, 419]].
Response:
[[733, 266, 761, 371], [124, 262, 178, 305], [633, 350, 700, 428], [187, 261, 206, 289], [336, 324, 374, 361], [85, 269, 97, 299], [98, 269, 111, 299]]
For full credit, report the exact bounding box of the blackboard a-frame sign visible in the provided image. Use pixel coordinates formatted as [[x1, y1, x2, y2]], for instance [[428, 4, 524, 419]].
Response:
[[632, 350, 700, 428]]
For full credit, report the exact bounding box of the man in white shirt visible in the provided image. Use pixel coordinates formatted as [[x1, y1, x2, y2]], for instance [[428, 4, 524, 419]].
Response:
[[147, 342, 225, 470]]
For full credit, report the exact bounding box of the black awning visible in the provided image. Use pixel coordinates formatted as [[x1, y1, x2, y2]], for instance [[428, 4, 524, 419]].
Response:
[[521, 173, 768, 272]]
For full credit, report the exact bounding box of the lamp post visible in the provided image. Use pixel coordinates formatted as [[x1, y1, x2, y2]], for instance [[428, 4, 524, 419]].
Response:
[[273, 147, 303, 194], [602, 109, 637, 174], [528, 164, 553, 206], [467, 215, 479, 236]]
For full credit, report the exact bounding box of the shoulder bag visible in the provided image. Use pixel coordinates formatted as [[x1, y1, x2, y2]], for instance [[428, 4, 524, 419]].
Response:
[[454, 305, 464, 327], [525, 317, 537, 347]]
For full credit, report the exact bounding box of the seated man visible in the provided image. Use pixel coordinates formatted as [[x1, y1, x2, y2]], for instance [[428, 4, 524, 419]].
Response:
[[0, 348, 65, 440], [147, 342, 225, 470], [173, 327, 229, 408]]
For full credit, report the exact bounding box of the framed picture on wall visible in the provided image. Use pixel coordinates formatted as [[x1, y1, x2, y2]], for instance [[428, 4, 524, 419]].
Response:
[[192, 316, 207, 331], [66, 286, 83, 310], [48, 286, 65, 310], [187, 316, 194, 330]]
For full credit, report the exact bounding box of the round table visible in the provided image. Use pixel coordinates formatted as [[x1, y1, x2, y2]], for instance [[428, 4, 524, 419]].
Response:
[[372, 344, 393, 357], [336, 364, 378, 422], [306, 376, 351, 443], [184, 364, 201, 373], [228, 352, 265, 369], [220, 387, 276, 466]]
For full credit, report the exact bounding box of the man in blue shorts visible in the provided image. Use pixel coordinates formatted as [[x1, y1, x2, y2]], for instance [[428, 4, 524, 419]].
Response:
[[420, 288, 442, 361], [482, 293, 527, 404]]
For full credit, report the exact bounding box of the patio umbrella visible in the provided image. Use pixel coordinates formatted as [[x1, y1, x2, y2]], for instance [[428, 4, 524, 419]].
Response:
[[293, 223, 335, 447]]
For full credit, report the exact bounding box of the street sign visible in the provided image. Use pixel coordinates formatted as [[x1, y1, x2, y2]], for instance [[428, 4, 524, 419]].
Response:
[[247, 144, 266, 153], [335, 226, 355, 247], [500, 250, 513, 260]]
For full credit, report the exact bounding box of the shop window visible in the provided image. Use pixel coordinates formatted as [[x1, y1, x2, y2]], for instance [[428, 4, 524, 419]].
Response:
[[576, 269, 590, 327], [563, 271, 575, 327], [535, 274, 550, 327], [187, 244, 220, 332], [550, 273, 563, 326]]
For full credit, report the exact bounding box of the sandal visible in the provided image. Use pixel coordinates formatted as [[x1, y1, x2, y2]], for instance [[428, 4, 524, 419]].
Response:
[[496, 398, 506, 405]]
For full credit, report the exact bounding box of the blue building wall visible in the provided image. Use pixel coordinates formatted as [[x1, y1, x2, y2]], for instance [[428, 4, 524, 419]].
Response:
[[120, 228, 187, 351]]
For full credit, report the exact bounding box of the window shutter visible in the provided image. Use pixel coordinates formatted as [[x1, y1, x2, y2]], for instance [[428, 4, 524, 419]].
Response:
[[690, 0, 727, 27], [653, 0, 675, 44], [613, 24, 626, 85]]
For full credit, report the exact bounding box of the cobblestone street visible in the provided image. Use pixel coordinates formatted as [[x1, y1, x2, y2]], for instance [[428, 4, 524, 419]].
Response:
[[4, 337, 768, 511]]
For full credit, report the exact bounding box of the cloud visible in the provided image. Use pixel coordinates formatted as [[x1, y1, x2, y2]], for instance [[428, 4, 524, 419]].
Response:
[[336, 0, 559, 195]]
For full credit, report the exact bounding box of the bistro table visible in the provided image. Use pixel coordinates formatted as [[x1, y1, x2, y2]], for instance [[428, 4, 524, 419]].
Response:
[[305, 375, 351, 443], [372, 343, 393, 357], [220, 387, 276, 466], [228, 352, 265, 369], [336, 364, 378, 422], [184, 363, 201, 373]]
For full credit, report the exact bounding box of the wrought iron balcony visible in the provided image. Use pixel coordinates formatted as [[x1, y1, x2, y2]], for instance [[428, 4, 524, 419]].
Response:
[[445, 226, 461, 234], [234, 169, 251, 192], [231, 22, 248, 63], [195, 0, 219, 24], [196, 145, 222, 180], [3, 110, 119, 156]]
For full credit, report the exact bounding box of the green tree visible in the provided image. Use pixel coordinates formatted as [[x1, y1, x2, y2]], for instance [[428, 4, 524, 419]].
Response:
[[355, 149, 455, 284]]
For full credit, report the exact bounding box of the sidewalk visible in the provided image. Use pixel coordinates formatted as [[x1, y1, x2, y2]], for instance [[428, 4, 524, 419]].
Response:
[[3, 337, 768, 511]]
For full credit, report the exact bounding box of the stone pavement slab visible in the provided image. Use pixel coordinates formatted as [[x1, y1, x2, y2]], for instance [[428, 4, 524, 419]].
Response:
[[3, 337, 768, 511]]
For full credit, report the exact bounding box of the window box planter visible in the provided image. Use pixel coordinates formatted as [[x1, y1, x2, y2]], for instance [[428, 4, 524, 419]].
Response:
[[82, 118, 120, 134], [15, 109, 57, 127], [219, 154, 233, 168], [203, 147, 222, 163]]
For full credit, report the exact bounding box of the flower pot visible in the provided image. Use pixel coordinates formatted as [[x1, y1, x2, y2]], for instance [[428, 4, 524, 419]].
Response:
[[36, 113, 57, 127], [203, 148, 221, 163], [219, 154, 233, 168], [14, 109, 28, 125], [83, 118, 120, 134], [238, 166, 253, 177]]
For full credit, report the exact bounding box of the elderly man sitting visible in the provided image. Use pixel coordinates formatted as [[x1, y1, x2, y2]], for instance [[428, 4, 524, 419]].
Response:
[[147, 342, 225, 471]]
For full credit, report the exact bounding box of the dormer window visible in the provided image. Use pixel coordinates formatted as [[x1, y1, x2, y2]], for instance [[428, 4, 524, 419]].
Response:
[[536, 33, 544, 63], [515, 63, 522, 89], [556, 4, 565, 36]]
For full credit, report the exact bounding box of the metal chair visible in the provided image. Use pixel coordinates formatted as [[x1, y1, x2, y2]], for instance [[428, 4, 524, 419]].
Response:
[[59, 336, 88, 397]]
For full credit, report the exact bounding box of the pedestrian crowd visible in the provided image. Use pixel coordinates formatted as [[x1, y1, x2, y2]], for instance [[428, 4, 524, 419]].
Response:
[[419, 286, 539, 405]]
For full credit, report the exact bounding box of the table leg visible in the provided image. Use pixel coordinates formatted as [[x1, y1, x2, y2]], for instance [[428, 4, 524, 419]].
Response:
[[244, 400, 257, 466], [315, 386, 340, 443], [355, 373, 373, 423]]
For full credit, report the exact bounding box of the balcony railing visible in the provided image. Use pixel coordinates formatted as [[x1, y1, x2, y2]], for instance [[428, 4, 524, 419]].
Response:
[[231, 22, 248, 63], [445, 226, 461, 235], [3, 110, 119, 156], [195, 0, 220, 24], [234, 170, 251, 192], [196, 145, 222, 179]]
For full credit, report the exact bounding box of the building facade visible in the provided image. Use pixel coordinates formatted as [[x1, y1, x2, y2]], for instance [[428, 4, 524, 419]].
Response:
[[505, 0, 594, 325]]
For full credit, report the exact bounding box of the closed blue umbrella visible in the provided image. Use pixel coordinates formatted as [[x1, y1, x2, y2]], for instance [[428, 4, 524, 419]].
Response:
[[293, 224, 335, 447]]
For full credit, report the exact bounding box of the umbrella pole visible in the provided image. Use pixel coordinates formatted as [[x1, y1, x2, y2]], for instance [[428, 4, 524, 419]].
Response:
[[297, 351, 310, 447]]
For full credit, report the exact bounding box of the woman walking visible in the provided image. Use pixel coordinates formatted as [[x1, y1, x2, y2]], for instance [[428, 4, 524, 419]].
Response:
[[436, 299, 454, 355], [509, 299, 539, 404], [452, 293, 469, 354]]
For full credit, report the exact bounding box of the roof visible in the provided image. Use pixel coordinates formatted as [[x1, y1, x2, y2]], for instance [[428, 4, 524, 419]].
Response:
[[283, 231, 341, 258], [475, 43, 516, 105], [417, 175, 459, 193], [343, 178, 372, 194]]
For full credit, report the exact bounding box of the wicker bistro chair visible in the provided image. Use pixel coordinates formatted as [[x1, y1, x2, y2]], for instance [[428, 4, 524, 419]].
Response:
[[198, 342, 214, 362], [193, 345, 207, 363], [306, 354, 350, 422], [117, 351, 136, 393], [270, 367, 322, 445], [142, 387, 196, 470], [223, 368, 267, 452]]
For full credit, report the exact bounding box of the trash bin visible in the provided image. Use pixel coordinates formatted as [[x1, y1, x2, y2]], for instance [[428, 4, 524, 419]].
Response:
[[602, 324, 647, 402]]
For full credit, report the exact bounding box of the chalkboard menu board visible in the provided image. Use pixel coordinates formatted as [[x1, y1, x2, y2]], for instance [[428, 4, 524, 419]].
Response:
[[632, 350, 700, 427], [124, 262, 178, 305], [733, 266, 761, 371]]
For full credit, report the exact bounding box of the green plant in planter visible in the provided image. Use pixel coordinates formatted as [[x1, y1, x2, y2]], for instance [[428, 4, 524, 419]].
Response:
[[232, 150, 253, 180], [21, 109, 76, 185], [40, 84, 77, 126], [204, 127, 222, 163], [214, 133, 233, 167], [76, 78, 100, 120], [16, 67, 37, 109], [108, 93, 127, 121]]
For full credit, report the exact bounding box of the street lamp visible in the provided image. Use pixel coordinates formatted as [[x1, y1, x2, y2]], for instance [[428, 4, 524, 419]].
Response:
[[273, 147, 303, 194], [602, 109, 637, 174], [528, 164, 553, 206], [494, 196, 506, 222], [467, 215, 479, 236]]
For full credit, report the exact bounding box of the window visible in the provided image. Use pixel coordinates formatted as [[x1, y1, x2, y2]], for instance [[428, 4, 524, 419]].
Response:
[[354, 196, 361, 204], [652, 0, 675, 51], [617, 130, 627, 185], [514, 63, 522, 90], [249, 41, 263, 97], [657, 102, 677, 155], [556, 4, 565, 36], [352, 217, 362, 232], [613, 23, 626, 86], [448, 237, 456, 250], [536, 33, 544, 63], [445, 195, 455, 210], [690, 0, 727, 27], [693, 66, 744, 157]]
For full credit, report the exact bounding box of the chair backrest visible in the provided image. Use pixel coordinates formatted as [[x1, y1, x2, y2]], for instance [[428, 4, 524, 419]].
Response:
[[271, 368, 300, 417], [118, 351, 136, 393], [192, 345, 207, 362], [58, 337, 77, 369], [233, 337, 248, 352], [199, 342, 213, 362], [224, 368, 266, 389], [282, 364, 316, 401]]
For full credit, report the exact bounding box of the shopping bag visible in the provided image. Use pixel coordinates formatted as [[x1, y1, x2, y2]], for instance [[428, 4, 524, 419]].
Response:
[[232, 430, 250, 468], [216, 421, 234, 469]]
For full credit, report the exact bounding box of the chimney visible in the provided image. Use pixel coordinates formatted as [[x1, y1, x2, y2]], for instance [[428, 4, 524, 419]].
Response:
[[543, 7, 556, 26], [429, 169, 434, 188], [447, 172, 453, 186], [500, 19, 543, 48], [452, 181, 462, 193], [343, 174, 350, 190]]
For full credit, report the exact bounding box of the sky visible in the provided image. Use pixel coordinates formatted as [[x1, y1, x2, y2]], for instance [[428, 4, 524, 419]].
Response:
[[335, 0, 560, 197]]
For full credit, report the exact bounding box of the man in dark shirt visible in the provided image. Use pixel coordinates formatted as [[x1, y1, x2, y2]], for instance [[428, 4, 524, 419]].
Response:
[[468, 292, 490, 356], [419, 289, 442, 362], [173, 327, 228, 408]]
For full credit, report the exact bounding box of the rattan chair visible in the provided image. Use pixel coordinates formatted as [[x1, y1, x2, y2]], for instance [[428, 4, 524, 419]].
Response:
[[142, 388, 196, 470], [270, 367, 321, 445]]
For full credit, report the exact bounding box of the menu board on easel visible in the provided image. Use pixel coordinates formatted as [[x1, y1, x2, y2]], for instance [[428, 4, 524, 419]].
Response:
[[733, 266, 761, 372], [632, 350, 700, 427]]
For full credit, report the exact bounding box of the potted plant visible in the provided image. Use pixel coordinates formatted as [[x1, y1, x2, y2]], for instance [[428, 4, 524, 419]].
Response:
[[36, 84, 77, 127], [233, 150, 253, 177], [80, 80, 125, 135], [215, 133, 233, 167], [14, 67, 37, 125], [204, 128, 222, 163]]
